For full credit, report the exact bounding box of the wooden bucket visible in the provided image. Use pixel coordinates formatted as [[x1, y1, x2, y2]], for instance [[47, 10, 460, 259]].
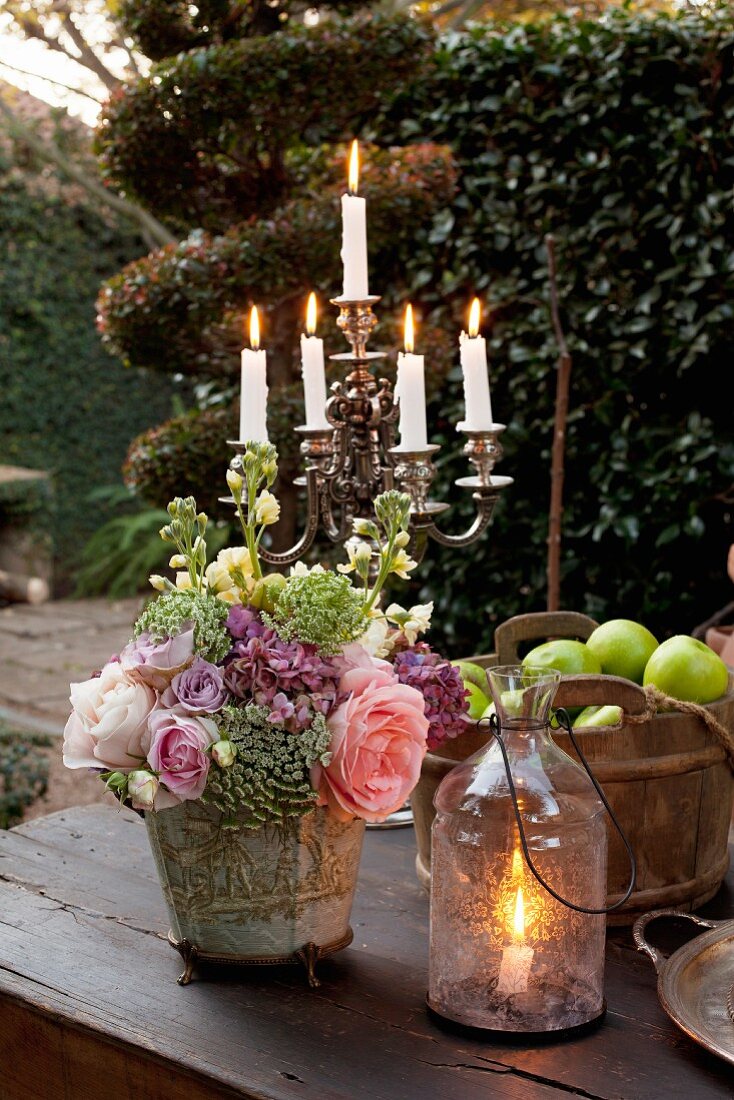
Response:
[[412, 612, 734, 925]]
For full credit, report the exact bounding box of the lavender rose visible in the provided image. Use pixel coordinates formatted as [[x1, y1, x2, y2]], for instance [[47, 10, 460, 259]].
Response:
[[121, 626, 195, 691], [144, 710, 215, 802], [160, 656, 229, 714]]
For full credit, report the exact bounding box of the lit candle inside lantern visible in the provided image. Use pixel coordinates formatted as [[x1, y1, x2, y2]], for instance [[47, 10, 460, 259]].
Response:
[[300, 292, 330, 430], [341, 140, 369, 300], [497, 853, 535, 995], [458, 297, 494, 430], [395, 304, 428, 451], [239, 305, 269, 443]]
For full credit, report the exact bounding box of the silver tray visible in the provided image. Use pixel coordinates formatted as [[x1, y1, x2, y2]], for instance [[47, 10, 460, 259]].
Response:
[[634, 909, 734, 1067]]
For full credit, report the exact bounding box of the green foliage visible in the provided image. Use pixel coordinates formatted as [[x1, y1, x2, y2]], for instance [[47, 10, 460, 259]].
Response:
[[97, 14, 436, 229], [267, 571, 369, 653], [0, 155, 174, 589], [203, 703, 331, 827], [0, 726, 51, 829], [97, 145, 457, 374], [135, 587, 231, 661], [119, 0, 365, 60], [379, 5, 734, 651], [100, 4, 734, 650], [74, 486, 170, 597]]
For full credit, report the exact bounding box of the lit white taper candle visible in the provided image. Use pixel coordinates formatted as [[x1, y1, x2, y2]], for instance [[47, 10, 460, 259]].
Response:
[[300, 292, 330, 430], [340, 140, 369, 300], [458, 297, 494, 430], [239, 305, 269, 443], [497, 885, 534, 994], [395, 304, 428, 450]]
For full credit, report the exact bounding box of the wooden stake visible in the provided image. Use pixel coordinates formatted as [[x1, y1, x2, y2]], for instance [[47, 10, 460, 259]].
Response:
[[545, 234, 572, 613]]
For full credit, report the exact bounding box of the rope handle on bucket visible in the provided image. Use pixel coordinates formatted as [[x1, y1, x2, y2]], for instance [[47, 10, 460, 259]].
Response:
[[482, 709, 636, 915]]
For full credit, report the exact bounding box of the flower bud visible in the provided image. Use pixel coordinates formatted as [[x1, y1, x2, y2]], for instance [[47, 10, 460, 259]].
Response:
[[212, 740, 237, 768], [226, 469, 243, 497], [149, 574, 167, 591], [127, 770, 159, 811], [169, 554, 186, 569], [159, 525, 174, 543], [395, 530, 410, 548]]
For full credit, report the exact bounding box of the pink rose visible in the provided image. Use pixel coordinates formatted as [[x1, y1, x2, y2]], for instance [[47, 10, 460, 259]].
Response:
[[334, 641, 396, 681], [120, 626, 195, 691], [314, 662, 429, 823], [144, 710, 215, 803], [63, 662, 156, 771]]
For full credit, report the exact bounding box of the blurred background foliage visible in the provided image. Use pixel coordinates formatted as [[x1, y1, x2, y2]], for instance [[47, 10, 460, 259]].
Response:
[[0, 93, 175, 588], [2, 0, 732, 656]]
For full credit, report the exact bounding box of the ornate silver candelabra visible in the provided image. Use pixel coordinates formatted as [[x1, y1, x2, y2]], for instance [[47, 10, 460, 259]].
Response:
[[226, 295, 513, 567]]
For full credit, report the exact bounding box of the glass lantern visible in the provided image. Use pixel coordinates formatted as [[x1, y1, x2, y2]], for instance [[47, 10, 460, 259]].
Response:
[[428, 665, 608, 1036]]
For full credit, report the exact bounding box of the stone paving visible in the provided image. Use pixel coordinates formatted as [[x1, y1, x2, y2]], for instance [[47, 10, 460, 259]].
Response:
[[0, 597, 143, 732], [0, 598, 144, 819]]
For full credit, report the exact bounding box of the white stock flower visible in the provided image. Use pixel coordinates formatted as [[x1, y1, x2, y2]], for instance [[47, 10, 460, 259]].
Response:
[[148, 574, 166, 592], [254, 490, 280, 526], [389, 548, 417, 580], [175, 572, 193, 590], [360, 616, 395, 659], [386, 601, 433, 645], [289, 562, 326, 577]]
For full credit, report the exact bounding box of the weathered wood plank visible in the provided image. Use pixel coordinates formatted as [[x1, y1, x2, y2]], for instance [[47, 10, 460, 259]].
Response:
[[0, 807, 732, 1100]]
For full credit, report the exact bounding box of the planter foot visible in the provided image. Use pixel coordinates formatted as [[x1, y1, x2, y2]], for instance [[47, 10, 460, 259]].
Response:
[[295, 941, 322, 988], [167, 928, 353, 987], [173, 937, 198, 986]]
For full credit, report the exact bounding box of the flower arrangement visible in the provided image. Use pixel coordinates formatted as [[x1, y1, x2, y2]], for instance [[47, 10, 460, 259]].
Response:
[[63, 443, 468, 827]]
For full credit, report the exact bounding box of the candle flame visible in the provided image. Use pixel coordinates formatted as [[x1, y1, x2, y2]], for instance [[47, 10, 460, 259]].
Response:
[[404, 303, 415, 354], [468, 297, 481, 338], [249, 305, 260, 351], [348, 139, 359, 195], [306, 292, 317, 336], [513, 887, 526, 941]]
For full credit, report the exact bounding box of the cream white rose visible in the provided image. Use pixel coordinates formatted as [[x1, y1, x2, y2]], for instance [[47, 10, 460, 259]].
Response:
[[63, 661, 156, 771]]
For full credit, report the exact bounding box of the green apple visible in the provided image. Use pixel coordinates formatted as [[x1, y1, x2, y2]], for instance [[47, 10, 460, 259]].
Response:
[[643, 635, 729, 704], [586, 619, 659, 684], [522, 639, 602, 677], [465, 681, 491, 720], [452, 660, 488, 693], [572, 705, 623, 729]]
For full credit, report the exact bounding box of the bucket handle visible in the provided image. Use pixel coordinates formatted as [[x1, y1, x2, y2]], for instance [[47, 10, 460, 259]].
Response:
[[485, 708, 637, 915], [494, 611, 599, 665]]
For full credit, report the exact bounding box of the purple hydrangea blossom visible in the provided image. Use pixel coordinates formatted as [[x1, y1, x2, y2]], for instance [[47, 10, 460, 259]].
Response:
[[224, 608, 341, 730], [391, 643, 469, 750]]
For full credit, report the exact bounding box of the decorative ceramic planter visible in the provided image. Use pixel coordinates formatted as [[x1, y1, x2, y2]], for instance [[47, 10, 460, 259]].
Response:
[[145, 800, 365, 985]]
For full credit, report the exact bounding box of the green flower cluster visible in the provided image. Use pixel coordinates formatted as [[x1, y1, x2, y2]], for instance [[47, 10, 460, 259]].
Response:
[[266, 571, 369, 655], [134, 588, 230, 663], [203, 704, 331, 828]]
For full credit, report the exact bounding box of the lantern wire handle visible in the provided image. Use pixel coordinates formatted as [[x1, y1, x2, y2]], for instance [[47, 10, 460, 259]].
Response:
[[484, 709, 636, 915]]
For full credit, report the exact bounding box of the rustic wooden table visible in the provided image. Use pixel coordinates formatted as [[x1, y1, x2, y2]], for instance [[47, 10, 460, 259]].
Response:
[[0, 806, 732, 1100]]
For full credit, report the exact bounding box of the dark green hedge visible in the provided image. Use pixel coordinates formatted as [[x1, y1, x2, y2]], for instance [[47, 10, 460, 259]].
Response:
[[0, 165, 174, 588], [381, 7, 734, 650], [97, 13, 436, 230]]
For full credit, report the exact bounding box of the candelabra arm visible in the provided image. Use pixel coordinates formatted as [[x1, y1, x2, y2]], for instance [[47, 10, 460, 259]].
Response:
[[257, 465, 322, 568], [419, 488, 503, 550]]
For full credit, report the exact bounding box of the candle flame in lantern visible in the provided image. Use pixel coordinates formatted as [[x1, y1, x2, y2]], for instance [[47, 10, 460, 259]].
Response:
[[249, 305, 260, 350], [511, 846, 523, 879], [404, 303, 415, 354], [306, 292, 317, 336], [468, 297, 481, 338], [513, 886, 526, 942], [348, 139, 360, 195]]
